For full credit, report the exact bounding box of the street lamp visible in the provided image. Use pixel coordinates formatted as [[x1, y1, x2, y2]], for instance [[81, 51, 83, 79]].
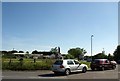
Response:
[[91, 35, 94, 61]]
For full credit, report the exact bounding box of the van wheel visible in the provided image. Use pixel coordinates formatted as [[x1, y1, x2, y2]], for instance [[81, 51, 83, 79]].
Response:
[[82, 67, 87, 73], [65, 69, 70, 75]]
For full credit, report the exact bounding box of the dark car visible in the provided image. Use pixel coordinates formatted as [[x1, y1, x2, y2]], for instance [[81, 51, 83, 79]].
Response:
[[90, 59, 116, 71]]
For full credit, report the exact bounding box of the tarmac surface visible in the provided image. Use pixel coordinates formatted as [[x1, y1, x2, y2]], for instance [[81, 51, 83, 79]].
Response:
[[2, 65, 120, 79]]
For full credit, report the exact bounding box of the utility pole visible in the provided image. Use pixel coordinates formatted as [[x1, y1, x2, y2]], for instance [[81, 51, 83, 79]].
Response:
[[91, 35, 94, 61]]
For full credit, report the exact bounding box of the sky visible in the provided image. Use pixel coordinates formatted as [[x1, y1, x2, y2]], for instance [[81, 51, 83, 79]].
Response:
[[2, 2, 118, 56]]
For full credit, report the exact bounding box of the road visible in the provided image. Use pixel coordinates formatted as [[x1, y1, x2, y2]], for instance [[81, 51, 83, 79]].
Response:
[[2, 65, 120, 79]]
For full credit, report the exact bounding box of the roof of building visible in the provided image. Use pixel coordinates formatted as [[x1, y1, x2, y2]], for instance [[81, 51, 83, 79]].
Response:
[[13, 53, 27, 55]]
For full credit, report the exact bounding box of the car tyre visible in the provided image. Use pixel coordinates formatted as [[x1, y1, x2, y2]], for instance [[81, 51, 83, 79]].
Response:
[[101, 66, 104, 71], [91, 68, 95, 71], [54, 72, 59, 75], [82, 67, 87, 73], [112, 65, 116, 69], [65, 69, 70, 75]]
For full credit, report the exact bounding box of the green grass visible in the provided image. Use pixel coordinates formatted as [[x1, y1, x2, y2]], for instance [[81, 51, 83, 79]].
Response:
[[80, 61, 91, 68], [2, 58, 56, 70], [2, 58, 91, 70]]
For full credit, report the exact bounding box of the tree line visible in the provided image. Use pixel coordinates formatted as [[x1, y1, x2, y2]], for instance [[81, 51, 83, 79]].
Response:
[[1, 45, 120, 62]]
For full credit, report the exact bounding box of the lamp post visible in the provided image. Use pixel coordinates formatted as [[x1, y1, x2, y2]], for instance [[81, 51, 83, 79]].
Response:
[[91, 35, 94, 61]]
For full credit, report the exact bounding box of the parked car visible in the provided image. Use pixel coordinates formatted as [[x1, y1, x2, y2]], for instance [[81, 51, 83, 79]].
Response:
[[90, 59, 117, 71], [52, 59, 88, 75], [111, 61, 117, 64]]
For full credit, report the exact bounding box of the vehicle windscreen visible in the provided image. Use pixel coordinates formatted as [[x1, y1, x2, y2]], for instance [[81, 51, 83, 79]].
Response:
[[54, 60, 63, 65]]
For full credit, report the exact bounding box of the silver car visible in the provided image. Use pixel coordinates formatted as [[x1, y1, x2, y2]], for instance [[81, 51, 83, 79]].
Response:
[[52, 59, 88, 75]]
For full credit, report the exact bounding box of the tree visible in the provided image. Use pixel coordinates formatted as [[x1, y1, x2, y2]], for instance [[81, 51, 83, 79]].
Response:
[[64, 54, 74, 59], [50, 47, 59, 59], [11, 50, 18, 53], [50, 47, 58, 54], [2, 51, 16, 58], [25, 51, 30, 58], [113, 45, 120, 61], [32, 50, 38, 54], [68, 47, 87, 60], [84, 56, 91, 60], [2, 51, 8, 55], [108, 53, 114, 61], [19, 51, 24, 53], [26, 51, 29, 54], [93, 53, 107, 59]]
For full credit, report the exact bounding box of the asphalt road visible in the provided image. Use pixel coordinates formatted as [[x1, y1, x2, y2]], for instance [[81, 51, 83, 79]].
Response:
[[2, 65, 120, 79]]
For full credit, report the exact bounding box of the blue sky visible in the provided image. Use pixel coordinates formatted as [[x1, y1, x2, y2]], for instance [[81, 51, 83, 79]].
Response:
[[2, 2, 118, 55]]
